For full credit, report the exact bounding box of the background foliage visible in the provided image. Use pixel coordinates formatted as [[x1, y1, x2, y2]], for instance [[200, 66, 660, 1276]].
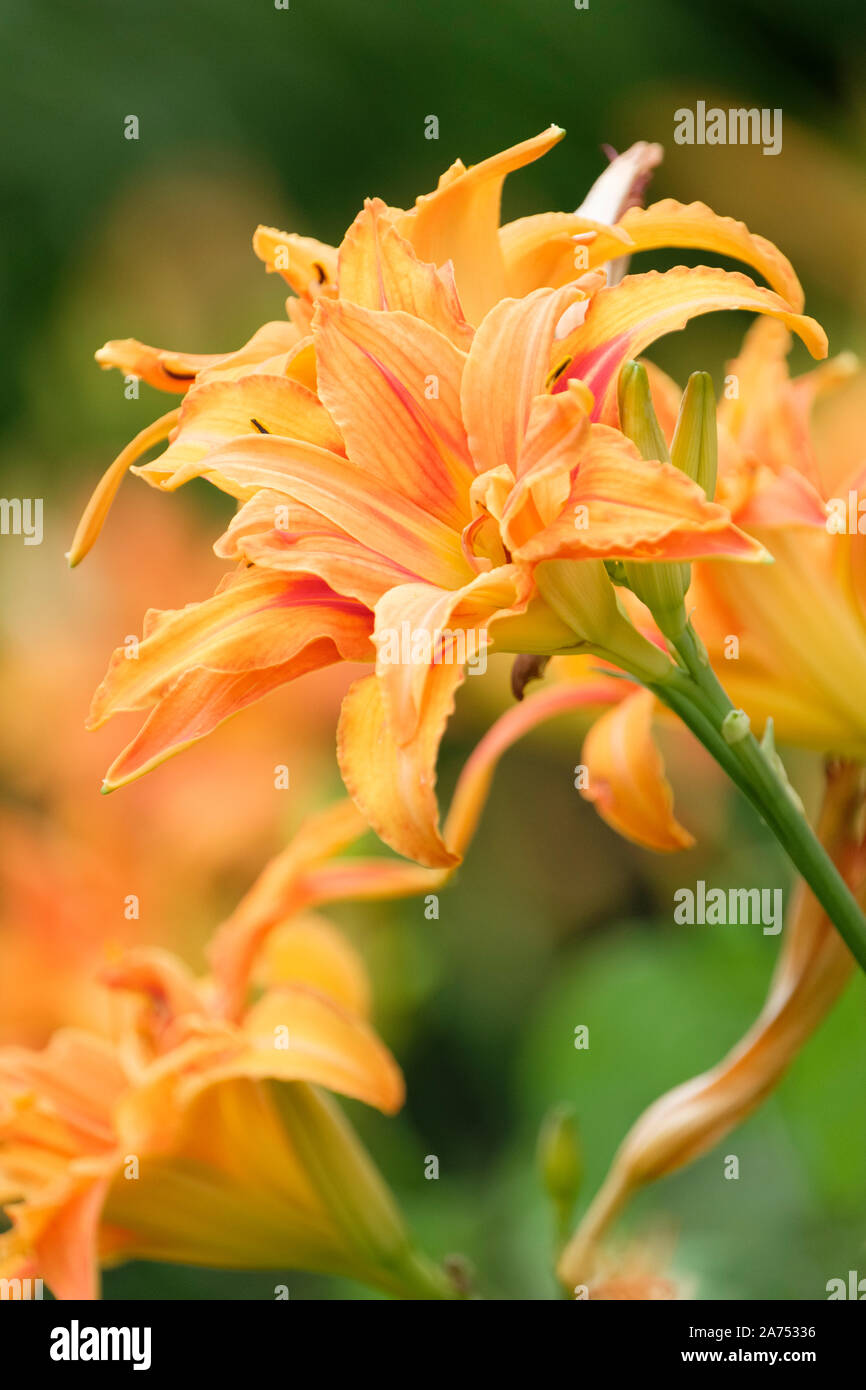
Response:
[[1, 0, 865, 1298]]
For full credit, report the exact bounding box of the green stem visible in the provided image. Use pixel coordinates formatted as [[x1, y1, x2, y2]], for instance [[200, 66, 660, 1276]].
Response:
[[646, 622, 866, 976]]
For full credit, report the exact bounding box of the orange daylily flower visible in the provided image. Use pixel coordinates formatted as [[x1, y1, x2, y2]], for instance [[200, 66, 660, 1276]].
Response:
[[71, 132, 826, 868], [0, 818, 453, 1299], [691, 319, 866, 755], [3, 673, 631, 1302]]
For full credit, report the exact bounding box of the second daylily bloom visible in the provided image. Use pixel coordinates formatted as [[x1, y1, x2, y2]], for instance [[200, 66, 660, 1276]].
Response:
[[0, 820, 459, 1300], [551, 322, 866, 853]]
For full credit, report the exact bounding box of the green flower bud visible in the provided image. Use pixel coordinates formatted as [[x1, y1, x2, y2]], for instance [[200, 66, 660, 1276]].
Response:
[[538, 1103, 583, 1232], [671, 371, 718, 500], [618, 361, 690, 641]]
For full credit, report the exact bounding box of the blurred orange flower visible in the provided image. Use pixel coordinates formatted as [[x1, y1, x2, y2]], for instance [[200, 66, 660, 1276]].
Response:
[[0, 802, 460, 1300], [0, 490, 351, 1044]]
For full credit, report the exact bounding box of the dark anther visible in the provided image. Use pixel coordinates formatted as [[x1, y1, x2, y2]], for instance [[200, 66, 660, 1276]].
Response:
[[511, 653, 551, 701], [250, 418, 270, 434], [312, 261, 327, 285], [544, 356, 573, 391]]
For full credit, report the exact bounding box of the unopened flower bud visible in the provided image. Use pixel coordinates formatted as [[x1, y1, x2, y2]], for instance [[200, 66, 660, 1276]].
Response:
[[670, 371, 718, 500], [538, 1103, 583, 1222], [618, 362, 690, 641]]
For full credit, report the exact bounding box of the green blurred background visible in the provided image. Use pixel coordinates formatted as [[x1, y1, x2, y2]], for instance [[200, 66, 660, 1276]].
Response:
[[2, 0, 866, 1299]]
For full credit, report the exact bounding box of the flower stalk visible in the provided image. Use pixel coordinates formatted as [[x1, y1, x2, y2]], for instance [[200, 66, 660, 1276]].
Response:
[[270, 1082, 460, 1300], [557, 759, 865, 1291], [648, 628, 866, 976], [598, 361, 866, 977]]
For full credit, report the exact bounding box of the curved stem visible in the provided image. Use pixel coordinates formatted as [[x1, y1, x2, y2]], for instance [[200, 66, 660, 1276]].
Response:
[[645, 623, 866, 977], [557, 759, 866, 1291]]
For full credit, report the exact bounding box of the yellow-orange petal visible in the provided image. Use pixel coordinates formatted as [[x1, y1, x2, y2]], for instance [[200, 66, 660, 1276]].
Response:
[[461, 284, 587, 477], [99, 641, 348, 794], [217, 489, 417, 609], [372, 568, 530, 746], [28, 1178, 110, 1302], [615, 200, 805, 310], [66, 408, 180, 566], [197, 434, 471, 588], [581, 688, 694, 851], [338, 671, 462, 869], [505, 418, 768, 564], [205, 987, 405, 1114], [193, 320, 306, 386], [88, 570, 372, 728], [557, 266, 828, 424], [252, 226, 339, 298], [135, 374, 344, 493], [313, 298, 474, 530], [255, 915, 371, 1019], [208, 799, 444, 1018], [94, 340, 225, 393], [338, 198, 474, 350], [499, 211, 635, 297], [397, 126, 566, 324]]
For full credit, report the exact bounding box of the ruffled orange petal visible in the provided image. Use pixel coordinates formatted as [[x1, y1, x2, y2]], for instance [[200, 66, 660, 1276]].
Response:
[[217, 489, 417, 609], [338, 198, 474, 349], [208, 800, 444, 1018], [99, 644, 347, 793], [89, 569, 372, 727], [504, 408, 767, 564], [499, 211, 634, 297], [557, 266, 827, 424], [461, 283, 587, 477], [95, 322, 302, 396], [255, 915, 372, 1019], [135, 374, 345, 492], [338, 671, 462, 869], [717, 317, 843, 494], [25, 1178, 110, 1301], [252, 226, 339, 298], [397, 126, 565, 324], [615, 200, 805, 309], [372, 568, 530, 746], [313, 298, 474, 529], [94, 340, 225, 393], [196, 434, 471, 587], [209, 987, 405, 1114], [581, 688, 694, 851], [734, 466, 828, 531]]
